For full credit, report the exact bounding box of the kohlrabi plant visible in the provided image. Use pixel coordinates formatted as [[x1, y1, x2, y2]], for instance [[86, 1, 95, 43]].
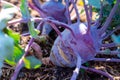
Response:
[[1, 0, 120, 80], [29, 0, 68, 35]]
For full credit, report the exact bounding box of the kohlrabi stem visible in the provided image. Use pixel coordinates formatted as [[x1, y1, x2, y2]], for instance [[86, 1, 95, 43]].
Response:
[[70, 0, 77, 13], [83, 0, 91, 32], [101, 25, 120, 39], [92, 58, 120, 63], [94, 2, 103, 28], [65, 0, 72, 25], [31, 0, 41, 10], [81, 66, 113, 80], [46, 19, 76, 38], [71, 55, 81, 80], [8, 18, 42, 25], [8, 18, 27, 25], [22, 33, 30, 36], [101, 43, 120, 48], [48, 22, 62, 38], [31, 0, 46, 15], [8, 17, 75, 38], [11, 38, 35, 80], [28, 2, 46, 18], [71, 0, 80, 22], [11, 21, 43, 80], [11, 59, 24, 80], [97, 50, 120, 55], [99, 0, 120, 35], [89, 6, 92, 20]]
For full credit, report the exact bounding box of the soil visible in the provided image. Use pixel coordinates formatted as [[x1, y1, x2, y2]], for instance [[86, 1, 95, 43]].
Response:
[[0, 0, 120, 80]]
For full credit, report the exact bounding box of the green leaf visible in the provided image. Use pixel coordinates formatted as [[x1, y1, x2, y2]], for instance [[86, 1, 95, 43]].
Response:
[[13, 46, 23, 61], [28, 21, 39, 38], [13, 46, 24, 62], [3, 28, 23, 66], [23, 56, 42, 69], [5, 45, 24, 66], [0, 1, 18, 73], [0, 32, 14, 58], [20, 0, 39, 38], [5, 59, 16, 66], [0, 32, 14, 68], [3, 28, 20, 44], [88, 0, 101, 8], [0, 5, 18, 30], [20, 0, 30, 20]]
